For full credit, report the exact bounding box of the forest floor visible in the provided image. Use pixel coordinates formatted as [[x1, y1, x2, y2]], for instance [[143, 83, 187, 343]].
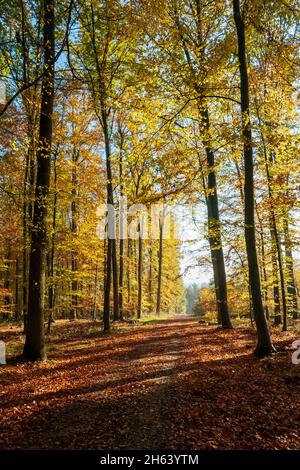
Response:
[[0, 316, 300, 450]]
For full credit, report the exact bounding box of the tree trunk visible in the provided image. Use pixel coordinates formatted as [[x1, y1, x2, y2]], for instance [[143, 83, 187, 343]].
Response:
[[22, 123, 35, 333], [255, 201, 269, 320], [133, 239, 138, 313], [20, 2, 30, 330], [156, 218, 163, 315], [89, 1, 119, 325], [259, 232, 269, 321], [233, 0, 274, 356], [23, 0, 55, 361], [284, 219, 298, 319], [256, 100, 287, 329], [47, 153, 57, 333], [127, 239, 131, 305], [208, 240, 222, 324], [270, 215, 281, 325], [119, 238, 124, 320], [15, 257, 20, 321], [198, 104, 232, 329], [137, 226, 143, 319], [19, 0, 39, 329], [3, 244, 12, 319], [112, 238, 119, 321], [175, 0, 231, 328], [148, 245, 153, 312], [118, 131, 124, 320], [102, 114, 119, 322], [248, 282, 254, 327], [191, 0, 231, 329], [267, 156, 287, 331], [197, 151, 223, 325], [103, 237, 111, 331], [71, 149, 79, 320], [236, 161, 255, 323], [92, 261, 98, 321], [22, 154, 29, 332]]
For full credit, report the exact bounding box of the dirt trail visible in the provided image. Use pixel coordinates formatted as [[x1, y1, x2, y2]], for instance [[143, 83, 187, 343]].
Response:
[[0, 316, 299, 450], [0, 316, 189, 450]]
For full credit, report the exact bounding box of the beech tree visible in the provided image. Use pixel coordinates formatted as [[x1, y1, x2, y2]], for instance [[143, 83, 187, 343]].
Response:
[[233, 0, 275, 356], [0, 0, 298, 361], [23, 0, 55, 360]]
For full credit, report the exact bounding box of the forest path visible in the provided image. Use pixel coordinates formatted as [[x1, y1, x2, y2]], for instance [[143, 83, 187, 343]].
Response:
[[0, 316, 191, 449], [0, 316, 300, 449]]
